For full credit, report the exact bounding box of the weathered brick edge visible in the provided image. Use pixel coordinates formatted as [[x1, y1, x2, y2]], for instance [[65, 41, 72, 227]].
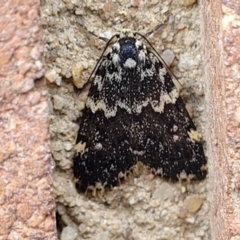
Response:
[[0, 0, 57, 239], [202, 0, 240, 239]]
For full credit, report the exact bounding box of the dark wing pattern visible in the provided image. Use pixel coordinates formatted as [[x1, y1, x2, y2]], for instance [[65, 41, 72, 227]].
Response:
[[73, 30, 207, 194], [131, 52, 207, 181]]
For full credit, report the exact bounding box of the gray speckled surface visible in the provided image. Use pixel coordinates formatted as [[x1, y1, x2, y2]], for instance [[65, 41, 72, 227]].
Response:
[[41, 0, 210, 239]]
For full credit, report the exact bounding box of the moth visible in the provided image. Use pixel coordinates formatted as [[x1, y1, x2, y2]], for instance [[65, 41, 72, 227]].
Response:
[[73, 29, 207, 194]]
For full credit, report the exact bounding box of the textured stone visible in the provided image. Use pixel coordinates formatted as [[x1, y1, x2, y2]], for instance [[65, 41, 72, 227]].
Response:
[[0, 0, 56, 239], [183, 195, 203, 213], [202, 0, 240, 239], [71, 62, 86, 89], [42, 0, 210, 239], [161, 49, 175, 67], [180, 0, 196, 7], [45, 69, 58, 83], [53, 95, 66, 110], [61, 226, 78, 240], [152, 182, 174, 201]]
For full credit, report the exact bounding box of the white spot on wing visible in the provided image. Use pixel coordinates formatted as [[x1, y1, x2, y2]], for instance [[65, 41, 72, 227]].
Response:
[[74, 141, 87, 155], [94, 143, 103, 151], [188, 130, 201, 142]]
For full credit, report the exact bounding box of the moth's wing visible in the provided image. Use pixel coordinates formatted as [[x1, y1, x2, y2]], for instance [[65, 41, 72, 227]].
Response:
[[73, 59, 136, 193], [133, 51, 207, 181]]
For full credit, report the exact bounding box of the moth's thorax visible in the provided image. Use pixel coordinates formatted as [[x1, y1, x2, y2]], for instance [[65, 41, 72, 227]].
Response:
[[111, 37, 146, 70]]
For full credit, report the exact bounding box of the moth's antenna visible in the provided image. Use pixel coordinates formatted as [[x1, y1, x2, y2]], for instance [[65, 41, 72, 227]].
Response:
[[86, 30, 109, 42], [77, 22, 109, 42], [87, 34, 118, 81], [77, 22, 119, 81], [144, 23, 164, 38]]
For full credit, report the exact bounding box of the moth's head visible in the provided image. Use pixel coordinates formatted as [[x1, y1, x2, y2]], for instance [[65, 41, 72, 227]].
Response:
[[111, 30, 146, 71], [117, 29, 136, 39]]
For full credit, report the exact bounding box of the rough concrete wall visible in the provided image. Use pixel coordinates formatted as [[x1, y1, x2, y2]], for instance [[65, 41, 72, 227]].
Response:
[[202, 0, 240, 239], [0, 0, 56, 239], [42, 0, 210, 239]]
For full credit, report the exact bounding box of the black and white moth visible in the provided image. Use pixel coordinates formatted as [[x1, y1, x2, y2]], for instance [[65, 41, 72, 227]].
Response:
[[73, 29, 207, 194]]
